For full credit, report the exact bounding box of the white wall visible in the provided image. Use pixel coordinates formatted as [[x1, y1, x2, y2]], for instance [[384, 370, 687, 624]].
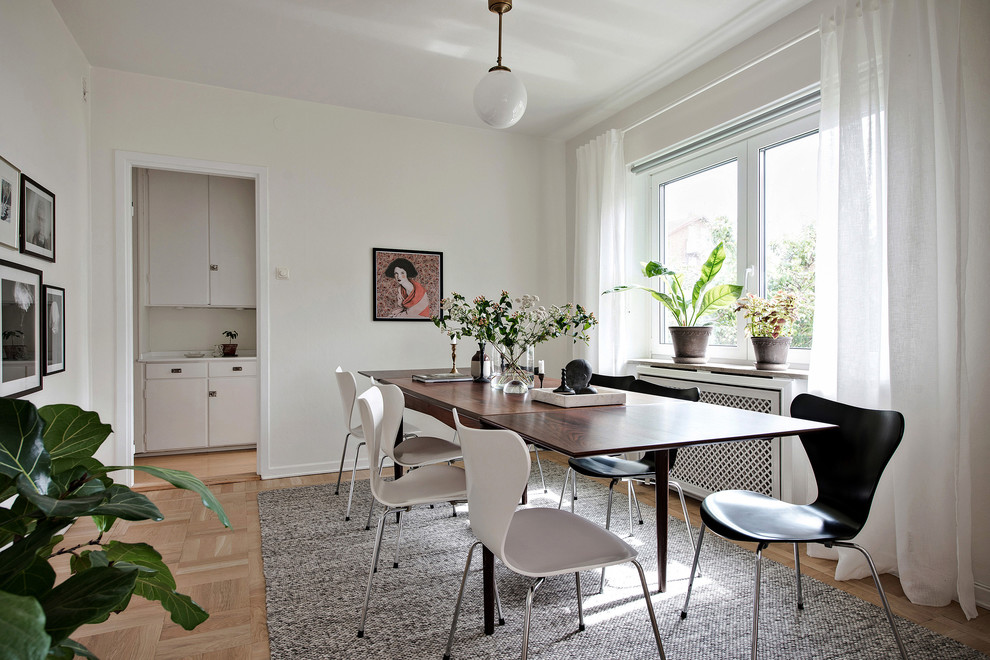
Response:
[[0, 0, 91, 410], [88, 68, 568, 478]]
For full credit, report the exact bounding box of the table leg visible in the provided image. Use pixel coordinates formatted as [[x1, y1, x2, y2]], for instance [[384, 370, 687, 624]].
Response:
[[655, 449, 669, 592], [483, 546, 495, 635]]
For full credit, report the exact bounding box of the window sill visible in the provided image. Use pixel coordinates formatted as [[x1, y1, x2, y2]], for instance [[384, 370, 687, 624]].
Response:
[[628, 357, 810, 381]]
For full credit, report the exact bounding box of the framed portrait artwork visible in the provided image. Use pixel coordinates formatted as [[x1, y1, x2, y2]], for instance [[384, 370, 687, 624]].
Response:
[[20, 174, 55, 262], [0, 259, 43, 397], [43, 284, 65, 376], [372, 248, 442, 321], [0, 155, 19, 250]]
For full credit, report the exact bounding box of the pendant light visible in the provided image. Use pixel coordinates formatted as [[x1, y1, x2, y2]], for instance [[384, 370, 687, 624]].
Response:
[[474, 0, 527, 129]]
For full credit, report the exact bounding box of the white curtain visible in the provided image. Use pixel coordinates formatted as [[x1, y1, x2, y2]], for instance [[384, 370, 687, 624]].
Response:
[[811, 0, 987, 618], [574, 129, 628, 374]]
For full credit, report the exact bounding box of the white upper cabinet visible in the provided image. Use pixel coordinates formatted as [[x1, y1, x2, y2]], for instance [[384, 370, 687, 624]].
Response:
[[209, 175, 256, 307], [148, 170, 211, 305], [146, 170, 256, 308]]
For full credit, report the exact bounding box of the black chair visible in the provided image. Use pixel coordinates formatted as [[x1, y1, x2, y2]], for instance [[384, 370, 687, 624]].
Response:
[[588, 373, 636, 391], [558, 377, 702, 591], [680, 393, 908, 660]]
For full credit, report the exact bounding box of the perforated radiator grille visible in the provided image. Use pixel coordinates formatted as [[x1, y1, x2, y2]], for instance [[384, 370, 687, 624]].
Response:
[[659, 382, 777, 497]]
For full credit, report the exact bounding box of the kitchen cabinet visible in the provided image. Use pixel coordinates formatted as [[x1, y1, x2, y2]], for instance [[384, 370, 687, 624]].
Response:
[[146, 170, 256, 307], [143, 359, 257, 453]]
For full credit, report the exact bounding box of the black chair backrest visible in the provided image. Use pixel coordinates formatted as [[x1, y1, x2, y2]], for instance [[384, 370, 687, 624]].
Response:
[[791, 393, 904, 529], [629, 378, 701, 402], [589, 373, 636, 391]]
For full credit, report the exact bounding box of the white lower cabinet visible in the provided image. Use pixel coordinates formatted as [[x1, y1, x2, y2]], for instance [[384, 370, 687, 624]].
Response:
[[144, 360, 257, 452]]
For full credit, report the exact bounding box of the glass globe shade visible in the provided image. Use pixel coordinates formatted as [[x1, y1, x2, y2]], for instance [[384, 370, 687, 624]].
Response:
[[473, 69, 527, 129]]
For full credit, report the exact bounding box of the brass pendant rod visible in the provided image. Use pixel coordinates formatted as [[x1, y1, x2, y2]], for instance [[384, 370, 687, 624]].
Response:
[[496, 10, 503, 68]]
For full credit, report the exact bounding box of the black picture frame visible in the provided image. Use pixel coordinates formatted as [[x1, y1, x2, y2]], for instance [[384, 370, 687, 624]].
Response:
[[20, 174, 55, 262], [0, 155, 19, 250], [372, 248, 442, 322], [0, 258, 43, 397], [43, 284, 65, 376]]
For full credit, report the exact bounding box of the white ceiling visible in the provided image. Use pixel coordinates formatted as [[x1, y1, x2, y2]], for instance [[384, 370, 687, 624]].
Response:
[[52, 0, 813, 139]]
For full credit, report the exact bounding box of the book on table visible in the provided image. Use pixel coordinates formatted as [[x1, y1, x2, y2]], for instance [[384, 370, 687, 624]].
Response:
[[412, 373, 473, 383]]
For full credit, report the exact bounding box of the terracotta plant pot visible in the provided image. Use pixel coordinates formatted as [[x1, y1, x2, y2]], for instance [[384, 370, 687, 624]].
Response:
[[668, 326, 713, 364], [221, 343, 238, 357], [751, 336, 791, 370]]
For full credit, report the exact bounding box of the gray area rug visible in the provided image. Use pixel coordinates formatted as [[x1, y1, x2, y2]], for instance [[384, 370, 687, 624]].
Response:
[[258, 461, 984, 659]]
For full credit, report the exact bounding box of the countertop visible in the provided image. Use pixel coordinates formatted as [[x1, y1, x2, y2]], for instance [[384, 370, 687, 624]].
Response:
[[138, 351, 257, 363]]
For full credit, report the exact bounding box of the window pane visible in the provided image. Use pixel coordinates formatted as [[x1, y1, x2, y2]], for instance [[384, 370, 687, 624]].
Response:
[[661, 160, 738, 345], [762, 132, 818, 349]]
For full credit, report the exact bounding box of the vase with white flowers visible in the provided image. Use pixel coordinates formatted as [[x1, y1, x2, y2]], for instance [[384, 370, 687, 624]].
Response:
[[434, 292, 597, 393]]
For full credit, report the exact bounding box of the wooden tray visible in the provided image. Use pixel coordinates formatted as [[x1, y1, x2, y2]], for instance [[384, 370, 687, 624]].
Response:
[[530, 387, 626, 408]]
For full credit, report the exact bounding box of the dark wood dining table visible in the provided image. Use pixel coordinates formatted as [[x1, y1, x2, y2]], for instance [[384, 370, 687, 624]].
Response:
[[360, 368, 834, 636]]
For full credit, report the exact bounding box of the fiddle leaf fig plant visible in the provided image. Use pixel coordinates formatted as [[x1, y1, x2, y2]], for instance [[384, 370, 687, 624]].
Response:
[[604, 242, 743, 326], [0, 399, 230, 659]]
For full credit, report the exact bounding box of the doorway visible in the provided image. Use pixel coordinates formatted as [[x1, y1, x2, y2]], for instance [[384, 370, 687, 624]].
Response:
[[113, 152, 271, 485]]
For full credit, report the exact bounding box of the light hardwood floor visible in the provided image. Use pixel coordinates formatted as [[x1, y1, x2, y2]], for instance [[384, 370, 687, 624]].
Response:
[[57, 451, 989, 658]]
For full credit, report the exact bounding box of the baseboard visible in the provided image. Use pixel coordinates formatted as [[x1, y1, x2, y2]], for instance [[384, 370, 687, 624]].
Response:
[[260, 456, 394, 480], [976, 581, 990, 610]]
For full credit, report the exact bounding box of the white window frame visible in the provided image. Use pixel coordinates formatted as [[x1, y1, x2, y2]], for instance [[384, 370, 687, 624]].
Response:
[[639, 106, 820, 366]]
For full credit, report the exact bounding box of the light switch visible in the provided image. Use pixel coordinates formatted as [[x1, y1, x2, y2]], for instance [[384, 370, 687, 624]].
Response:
[[275, 267, 290, 280]]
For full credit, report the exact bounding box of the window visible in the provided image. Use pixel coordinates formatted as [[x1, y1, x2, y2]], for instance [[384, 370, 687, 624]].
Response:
[[643, 109, 819, 364]]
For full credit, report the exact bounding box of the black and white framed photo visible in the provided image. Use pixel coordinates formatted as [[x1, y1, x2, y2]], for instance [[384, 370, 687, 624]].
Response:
[[43, 284, 64, 376], [0, 259, 43, 397], [20, 174, 55, 262], [372, 247, 442, 321], [0, 155, 19, 250]]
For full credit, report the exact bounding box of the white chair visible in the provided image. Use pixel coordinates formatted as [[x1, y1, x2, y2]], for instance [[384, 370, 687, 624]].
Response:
[[363, 382, 463, 531], [443, 410, 666, 660], [334, 367, 420, 521], [355, 386, 467, 639]]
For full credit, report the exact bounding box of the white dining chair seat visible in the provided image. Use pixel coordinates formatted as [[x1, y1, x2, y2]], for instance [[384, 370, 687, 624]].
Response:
[[392, 435, 461, 467], [374, 463, 467, 509], [503, 508, 637, 578]]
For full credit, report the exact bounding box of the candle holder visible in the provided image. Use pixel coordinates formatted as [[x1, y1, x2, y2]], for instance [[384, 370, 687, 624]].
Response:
[[449, 342, 460, 374]]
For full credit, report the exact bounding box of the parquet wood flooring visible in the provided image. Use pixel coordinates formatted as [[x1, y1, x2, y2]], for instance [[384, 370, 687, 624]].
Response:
[[57, 452, 989, 658]]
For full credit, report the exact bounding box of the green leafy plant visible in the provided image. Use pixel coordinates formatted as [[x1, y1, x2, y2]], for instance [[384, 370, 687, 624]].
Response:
[[221, 330, 238, 343], [2, 330, 23, 344], [603, 242, 743, 326], [434, 291, 597, 366], [0, 398, 230, 659], [735, 291, 799, 338]]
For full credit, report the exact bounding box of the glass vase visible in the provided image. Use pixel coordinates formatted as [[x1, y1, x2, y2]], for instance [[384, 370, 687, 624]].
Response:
[[491, 345, 534, 394]]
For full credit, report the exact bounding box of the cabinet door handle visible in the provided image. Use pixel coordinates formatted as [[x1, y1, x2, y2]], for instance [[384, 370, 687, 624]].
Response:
[[210, 264, 219, 271], [171, 368, 182, 374], [232, 366, 243, 372], [209, 391, 217, 397]]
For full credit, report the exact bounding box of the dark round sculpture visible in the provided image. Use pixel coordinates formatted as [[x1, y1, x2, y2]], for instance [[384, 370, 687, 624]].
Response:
[[564, 359, 596, 394]]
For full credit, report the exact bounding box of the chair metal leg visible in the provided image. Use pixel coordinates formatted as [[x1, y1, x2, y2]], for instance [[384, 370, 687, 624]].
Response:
[[832, 541, 908, 660], [575, 572, 585, 631], [680, 523, 707, 618], [627, 480, 635, 537], [600, 480, 618, 593], [443, 541, 482, 660], [494, 569, 505, 626], [344, 440, 366, 521], [669, 480, 701, 576], [632, 558, 667, 660], [632, 481, 645, 524], [558, 468, 571, 510], [364, 456, 387, 530], [334, 432, 352, 495], [358, 507, 393, 637], [392, 510, 405, 568], [521, 577, 546, 660], [751, 543, 767, 660], [531, 445, 547, 492], [793, 543, 804, 610]]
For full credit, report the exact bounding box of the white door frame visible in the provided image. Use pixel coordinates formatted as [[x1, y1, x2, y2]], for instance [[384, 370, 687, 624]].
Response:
[[113, 151, 271, 481]]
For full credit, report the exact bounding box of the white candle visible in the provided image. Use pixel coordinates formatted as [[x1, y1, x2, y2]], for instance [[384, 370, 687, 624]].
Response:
[[537, 360, 545, 374], [450, 335, 458, 345]]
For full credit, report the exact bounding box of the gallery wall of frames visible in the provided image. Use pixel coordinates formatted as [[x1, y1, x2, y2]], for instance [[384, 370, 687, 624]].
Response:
[[0, 154, 65, 397]]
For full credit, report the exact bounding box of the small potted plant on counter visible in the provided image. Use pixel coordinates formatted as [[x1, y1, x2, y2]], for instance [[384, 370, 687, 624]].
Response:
[[735, 291, 799, 370], [220, 330, 238, 357], [603, 242, 742, 363]]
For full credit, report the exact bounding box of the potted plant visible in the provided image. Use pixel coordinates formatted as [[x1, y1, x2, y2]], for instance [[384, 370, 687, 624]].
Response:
[[604, 242, 742, 363], [0, 398, 230, 659], [735, 291, 799, 370], [220, 330, 238, 357]]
